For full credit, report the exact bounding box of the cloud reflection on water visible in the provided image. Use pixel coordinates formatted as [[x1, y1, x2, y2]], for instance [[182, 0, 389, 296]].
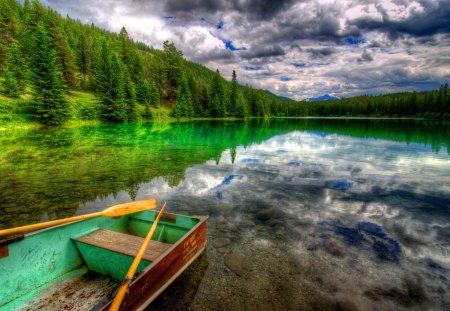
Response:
[[131, 130, 449, 309]]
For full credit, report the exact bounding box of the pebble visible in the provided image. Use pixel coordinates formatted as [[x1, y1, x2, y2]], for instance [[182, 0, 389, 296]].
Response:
[[335, 298, 359, 311]]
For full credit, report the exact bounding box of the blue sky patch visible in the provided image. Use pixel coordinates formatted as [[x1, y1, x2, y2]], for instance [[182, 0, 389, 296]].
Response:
[[287, 161, 303, 167], [292, 63, 306, 68], [222, 39, 246, 51], [344, 36, 366, 45], [244, 65, 263, 71], [242, 158, 259, 163], [307, 130, 329, 138], [328, 180, 352, 190], [163, 15, 176, 20], [280, 76, 292, 81], [216, 19, 224, 30], [220, 174, 238, 186]]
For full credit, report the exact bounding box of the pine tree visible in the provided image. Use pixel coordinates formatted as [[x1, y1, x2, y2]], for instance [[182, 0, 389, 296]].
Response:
[[0, 0, 19, 73], [142, 80, 159, 120], [123, 71, 137, 122], [149, 81, 160, 107], [209, 69, 225, 117], [172, 72, 193, 118], [235, 92, 248, 118], [29, 23, 69, 125], [2, 67, 20, 97], [199, 84, 209, 117], [142, 102, 152, 120], [229, 70, 238, 117], [45, 10, 78, 88], [76, 32, 91, 88], [94, 40, 126, 122], [136, 78, 150, 104], [20, 0, 45, 64], [163, 40, 182, 107], [2, 40, 26, 97]]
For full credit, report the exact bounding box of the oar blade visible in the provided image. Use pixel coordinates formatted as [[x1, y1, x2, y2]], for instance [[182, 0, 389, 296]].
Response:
[[102, 199, 157, 217]]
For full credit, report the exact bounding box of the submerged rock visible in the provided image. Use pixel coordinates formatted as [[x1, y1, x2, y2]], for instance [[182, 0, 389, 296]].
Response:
[[213, 237, 231, 249], [255, 208, 283, 223], [373, 238, 401, 262], [334, 224, 364, 245], [436, 225, 450, 240], [335, 297, 359, 311], [364, 276, 427, 306], [323, 239, 345, 258], [420, 258, 445, 270], [357, 222, 387, 239], [318, 219, 402, 262], [224, 252, 246, 276]]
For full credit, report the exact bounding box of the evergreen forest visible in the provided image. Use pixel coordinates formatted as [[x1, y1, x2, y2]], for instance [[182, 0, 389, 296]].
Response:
[[0, 0, 449, 125]]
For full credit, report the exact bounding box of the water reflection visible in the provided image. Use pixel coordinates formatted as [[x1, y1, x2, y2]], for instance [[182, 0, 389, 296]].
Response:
[[1, 119, 449, 310], [134, 128, 449, 310]]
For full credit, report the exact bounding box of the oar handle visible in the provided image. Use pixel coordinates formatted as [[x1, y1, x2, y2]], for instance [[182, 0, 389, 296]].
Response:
[[0, 212, 101, 236], [109, 202, 167, 311], [0, 199, 157, 237]]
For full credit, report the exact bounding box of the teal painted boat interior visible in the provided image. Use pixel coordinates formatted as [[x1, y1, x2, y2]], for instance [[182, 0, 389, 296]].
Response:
[[0, 211, 199, 311]]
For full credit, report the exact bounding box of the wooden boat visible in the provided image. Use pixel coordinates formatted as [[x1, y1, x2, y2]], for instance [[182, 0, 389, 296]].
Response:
[[0, 209, 208, 310]]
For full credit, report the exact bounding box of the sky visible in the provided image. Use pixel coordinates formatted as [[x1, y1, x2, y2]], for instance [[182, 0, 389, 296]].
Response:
[[42, 0, 450, 100]]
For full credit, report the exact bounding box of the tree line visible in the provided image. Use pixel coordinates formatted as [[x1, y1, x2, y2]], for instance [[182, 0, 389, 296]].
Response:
[[0, 0, 448, 125], [271, 85, 449, 119]]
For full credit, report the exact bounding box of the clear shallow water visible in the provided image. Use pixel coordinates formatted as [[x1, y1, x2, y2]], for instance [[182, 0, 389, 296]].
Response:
[[1, 119, 449, 310]]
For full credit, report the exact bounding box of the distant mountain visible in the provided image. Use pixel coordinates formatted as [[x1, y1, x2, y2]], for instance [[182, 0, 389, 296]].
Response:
[[306, 94, 340, 102]]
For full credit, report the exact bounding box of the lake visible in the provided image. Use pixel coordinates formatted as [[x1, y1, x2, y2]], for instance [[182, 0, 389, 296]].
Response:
[[0, 119, 449, 310]]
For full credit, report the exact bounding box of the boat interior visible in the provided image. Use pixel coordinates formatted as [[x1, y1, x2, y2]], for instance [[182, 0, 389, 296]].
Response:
[[0, 211, 200, 311]]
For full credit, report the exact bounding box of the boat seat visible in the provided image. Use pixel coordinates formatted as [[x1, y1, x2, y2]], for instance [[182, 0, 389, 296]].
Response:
[[73, 229, 171, 262]]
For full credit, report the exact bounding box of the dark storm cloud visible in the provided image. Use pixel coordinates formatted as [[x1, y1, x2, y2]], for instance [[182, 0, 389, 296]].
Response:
[[307, 47, 337, 58], [190, 49, 236, 63], [164, 0, 297, 20], [239, 45, 286, 60], [257, 10, 354, 46], [358, 49, 374, 63], [349, 0, 450, 39]]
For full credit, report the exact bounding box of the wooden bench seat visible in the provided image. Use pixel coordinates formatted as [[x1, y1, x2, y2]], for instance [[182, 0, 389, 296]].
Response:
[[73, 229, 171, 262]]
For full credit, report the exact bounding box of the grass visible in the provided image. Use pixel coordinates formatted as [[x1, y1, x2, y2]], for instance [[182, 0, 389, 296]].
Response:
[[0, 84, 245, 131], [0, 88, 102, 130]]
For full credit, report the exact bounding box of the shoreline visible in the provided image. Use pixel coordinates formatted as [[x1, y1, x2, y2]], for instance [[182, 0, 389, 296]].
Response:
[[1, 116, 448, 132]]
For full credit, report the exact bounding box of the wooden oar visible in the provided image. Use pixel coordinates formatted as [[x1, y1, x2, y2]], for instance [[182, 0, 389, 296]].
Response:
[[110, 202, 167, 311], [0, 199, 157, 236]]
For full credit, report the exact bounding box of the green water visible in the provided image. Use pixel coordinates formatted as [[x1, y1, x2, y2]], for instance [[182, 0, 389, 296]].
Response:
[[1, 119, 449, 310]]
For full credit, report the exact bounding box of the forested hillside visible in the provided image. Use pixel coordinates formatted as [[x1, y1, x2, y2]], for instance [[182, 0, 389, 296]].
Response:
[[0, 0, 448, 125], [0, 0, 277, 125]]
